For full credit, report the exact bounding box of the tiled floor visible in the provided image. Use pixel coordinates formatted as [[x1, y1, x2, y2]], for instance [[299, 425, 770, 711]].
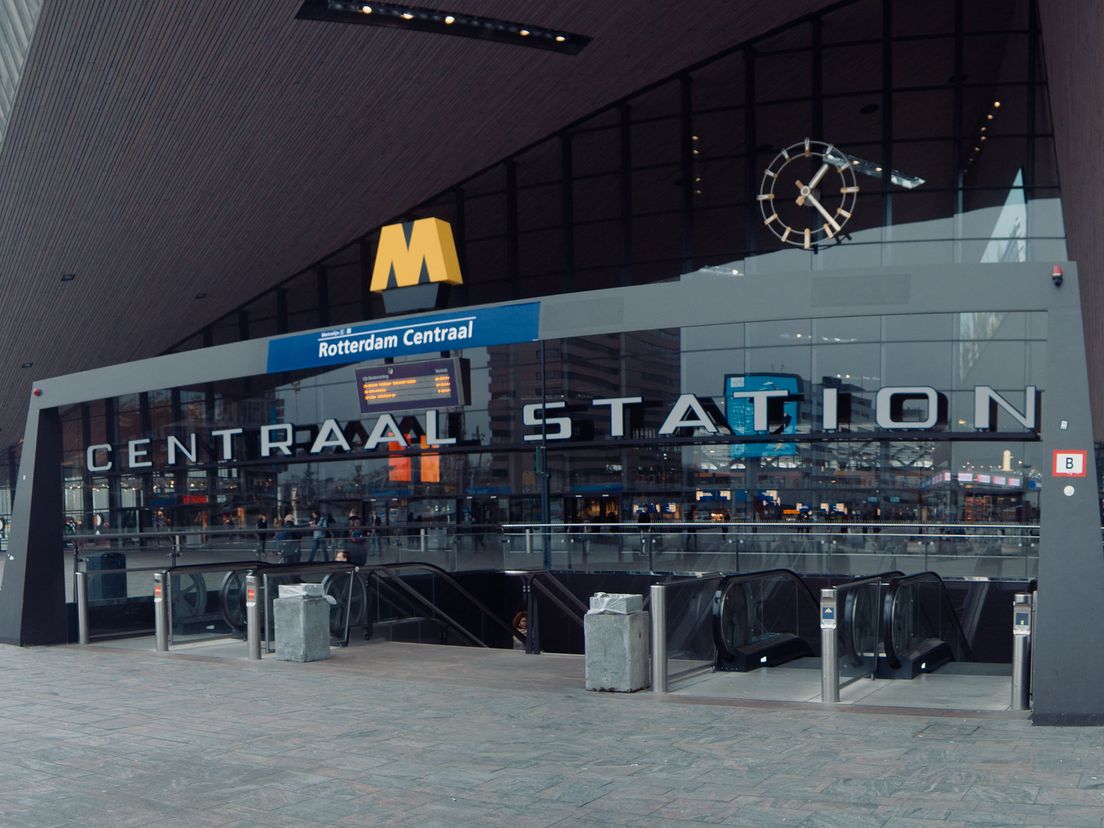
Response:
[[0, 637, 1097, 826]]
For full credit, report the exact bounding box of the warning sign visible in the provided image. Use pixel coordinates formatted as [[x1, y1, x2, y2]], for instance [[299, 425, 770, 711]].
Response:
[[1052, 450, 1087, 477]]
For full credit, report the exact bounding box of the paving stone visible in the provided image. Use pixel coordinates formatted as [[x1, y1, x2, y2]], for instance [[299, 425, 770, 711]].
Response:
[[2, 639, 1104, 826]]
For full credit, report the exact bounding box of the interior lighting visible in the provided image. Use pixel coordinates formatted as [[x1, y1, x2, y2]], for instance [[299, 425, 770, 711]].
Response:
[[993, 100, 1001, 108], [302, 1, 591, 54], [980, 135, 987, 141], [986, 113, 994, 120]]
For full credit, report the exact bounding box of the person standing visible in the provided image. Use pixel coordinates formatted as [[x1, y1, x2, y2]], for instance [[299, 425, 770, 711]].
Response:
[[255, 512, 268, 557], [307, 509, 329, 562]]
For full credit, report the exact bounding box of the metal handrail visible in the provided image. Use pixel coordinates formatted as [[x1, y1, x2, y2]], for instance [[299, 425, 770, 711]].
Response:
[[882, 571, 973, 668]]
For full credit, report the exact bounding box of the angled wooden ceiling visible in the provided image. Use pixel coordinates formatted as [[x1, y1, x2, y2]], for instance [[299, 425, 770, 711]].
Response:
[[0, 0, 835, 443]]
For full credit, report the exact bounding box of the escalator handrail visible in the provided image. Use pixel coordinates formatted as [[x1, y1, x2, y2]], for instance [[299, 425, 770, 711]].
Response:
[[720, 568, 820, 612], [882, 571, 973, 668], [522, 570, 590, 616], [832, 571, 904, 596], [363, 561, 524, 645], [835, 572, 902, 669], [370, 568, 489, 648]]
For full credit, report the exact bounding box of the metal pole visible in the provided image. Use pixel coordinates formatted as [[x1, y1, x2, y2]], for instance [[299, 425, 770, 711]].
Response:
[[820, 587, 839, 703], [1011, 591, 1033, 711], [650, 583, 667, 693], [246, 573, 261, 660], [75, 571, 89, 645], [420, 527, 428, 556], [153, 571, 169, 652]]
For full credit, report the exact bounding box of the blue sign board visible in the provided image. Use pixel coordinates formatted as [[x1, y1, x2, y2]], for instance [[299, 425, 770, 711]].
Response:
[[725, 373, 800, 459], [266, 303, 540, 374]]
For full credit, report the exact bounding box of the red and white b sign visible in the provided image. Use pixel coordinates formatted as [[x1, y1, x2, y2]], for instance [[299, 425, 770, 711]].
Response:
[[1052, 450, 1087, 477]]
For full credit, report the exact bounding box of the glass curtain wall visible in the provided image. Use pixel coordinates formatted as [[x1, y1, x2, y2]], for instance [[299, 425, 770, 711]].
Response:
[[57, 307, 1044, 580]]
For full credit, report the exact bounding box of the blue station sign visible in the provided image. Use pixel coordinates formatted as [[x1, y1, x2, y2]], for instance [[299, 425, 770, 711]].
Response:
[[266, 302, 541, 373]]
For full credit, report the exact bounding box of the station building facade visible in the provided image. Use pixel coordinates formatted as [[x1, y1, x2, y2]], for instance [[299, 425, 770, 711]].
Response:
[[2, 0, 1103, 723]]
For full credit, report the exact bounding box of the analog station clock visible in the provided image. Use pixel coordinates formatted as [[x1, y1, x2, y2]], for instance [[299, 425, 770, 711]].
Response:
[[758, 138, 859, 250]]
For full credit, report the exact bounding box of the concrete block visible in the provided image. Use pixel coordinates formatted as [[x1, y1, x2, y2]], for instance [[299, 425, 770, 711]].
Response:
[[274, 594, 331, 662], [585, 610, 650, 692], [279, 583, 324, 598], [589, 592, 644, 614]]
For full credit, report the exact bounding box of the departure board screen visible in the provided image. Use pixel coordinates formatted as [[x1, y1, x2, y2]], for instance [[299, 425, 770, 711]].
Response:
[[354, 358, 468, 414]]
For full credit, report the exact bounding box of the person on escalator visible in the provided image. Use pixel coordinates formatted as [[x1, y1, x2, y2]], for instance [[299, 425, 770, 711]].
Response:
[[512, 610, 528, 650]]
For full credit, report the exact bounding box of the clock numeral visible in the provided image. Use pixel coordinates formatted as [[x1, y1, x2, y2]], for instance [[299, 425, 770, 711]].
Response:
[[803, 228, 811, 249], [764, 169, 777, 178], [781, 227, 792, 243], [756, 193, 774, 201], [764, 212, 780, 225], [840, 186, 860, 194], [836, 208, 852, 219], [824, 223, 836, 239]]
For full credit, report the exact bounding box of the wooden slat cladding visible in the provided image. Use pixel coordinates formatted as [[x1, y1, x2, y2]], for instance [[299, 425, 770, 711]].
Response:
[[0, 0, 830, 441]]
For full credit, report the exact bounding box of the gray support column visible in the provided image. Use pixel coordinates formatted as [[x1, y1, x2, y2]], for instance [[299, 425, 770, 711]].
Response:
[[1033, 263, 1104, 725], [0, 406, 66, 644]]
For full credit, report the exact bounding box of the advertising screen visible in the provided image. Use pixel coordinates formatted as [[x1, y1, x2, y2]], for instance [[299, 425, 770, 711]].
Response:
[[725, 373, 800, 459]]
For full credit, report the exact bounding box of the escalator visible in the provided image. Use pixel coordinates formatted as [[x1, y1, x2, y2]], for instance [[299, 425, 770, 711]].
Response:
[[878, 571, 972, 679], [712, 569, 820, 671], [709, 569, 972, 680]]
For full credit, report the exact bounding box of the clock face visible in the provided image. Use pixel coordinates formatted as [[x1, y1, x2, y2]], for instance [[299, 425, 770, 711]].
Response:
[[758, 138, 859, 249]]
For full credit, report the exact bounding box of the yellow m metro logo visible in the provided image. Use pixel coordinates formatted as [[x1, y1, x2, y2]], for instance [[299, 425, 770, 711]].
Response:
[[370, 218, 463, 293]]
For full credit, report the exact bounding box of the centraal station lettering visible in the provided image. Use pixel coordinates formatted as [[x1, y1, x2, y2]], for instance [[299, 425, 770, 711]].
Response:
[[85, 384, 1038, 473]]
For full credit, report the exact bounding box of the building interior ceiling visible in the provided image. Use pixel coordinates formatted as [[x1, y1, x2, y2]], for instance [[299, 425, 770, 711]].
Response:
[[0, 0, 1099, 446], [0, 0, 835, 445]]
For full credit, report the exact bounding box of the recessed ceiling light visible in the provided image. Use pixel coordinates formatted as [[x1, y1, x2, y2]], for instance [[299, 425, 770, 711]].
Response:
[[993, 100, 1001, 108], [360, 4, 372, 12], [20, 362, 32, 369], [555, 35, 566, 42], [60, 273, 76, 282], [195, 292, 208, 299], [443, 14, 454, 23], [986, 113, 994, 120], [519, 29, 529, 36], [400, 11, 413, 19]]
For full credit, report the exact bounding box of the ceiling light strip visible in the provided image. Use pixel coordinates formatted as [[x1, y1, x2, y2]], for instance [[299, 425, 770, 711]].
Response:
[[297, 0, 590, 55]]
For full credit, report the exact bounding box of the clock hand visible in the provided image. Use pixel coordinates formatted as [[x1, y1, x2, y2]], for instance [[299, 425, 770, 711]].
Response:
[[804, 191, 842, 232], [807, 162, 831, 192], [794, 164, 831, 206]]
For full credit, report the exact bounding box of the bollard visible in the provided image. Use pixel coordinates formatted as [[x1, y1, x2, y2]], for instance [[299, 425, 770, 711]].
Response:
[[525, 528, 533, 556], [246, 574, 261, 660], [650, 584, 667, 693], [153, 571, 169, 652], [420, 527, 428, 555], [820, 588, 839, 703], [1011, 592, 1033, 710], [74, 571, 90, 645]]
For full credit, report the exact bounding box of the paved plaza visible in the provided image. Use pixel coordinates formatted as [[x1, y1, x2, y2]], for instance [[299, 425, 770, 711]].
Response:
[[0, 639, 1101, 826]]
